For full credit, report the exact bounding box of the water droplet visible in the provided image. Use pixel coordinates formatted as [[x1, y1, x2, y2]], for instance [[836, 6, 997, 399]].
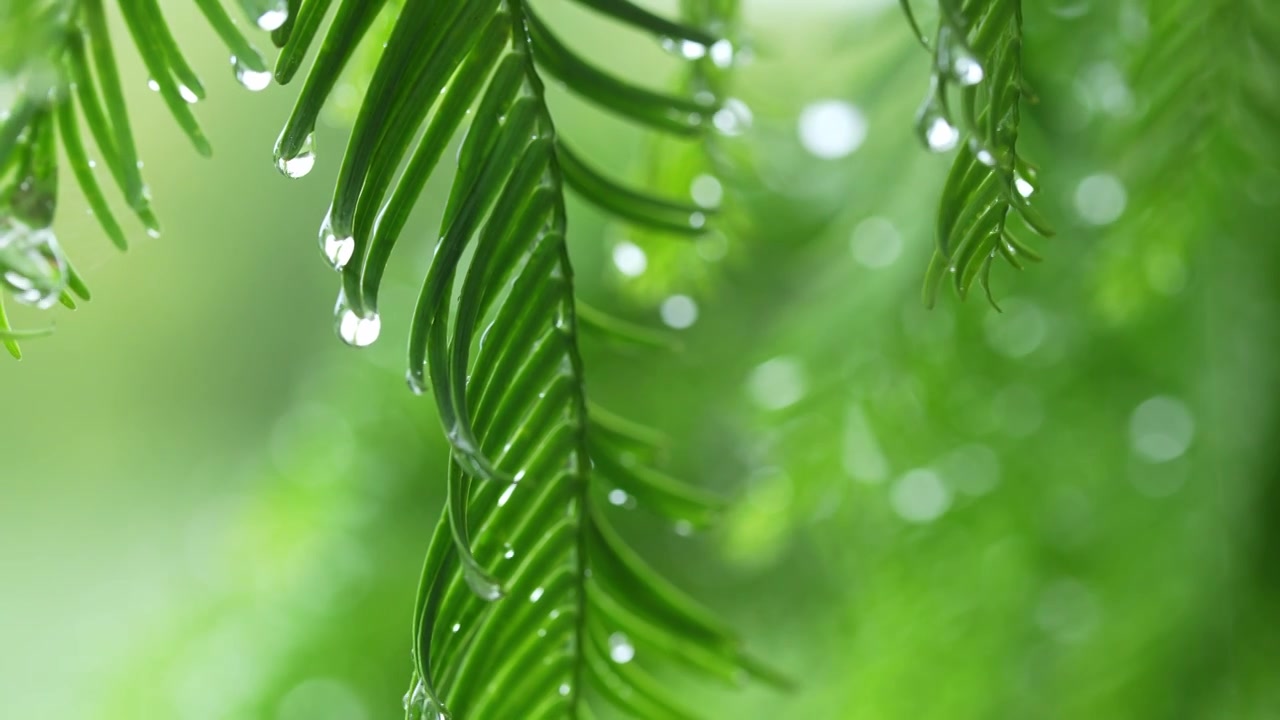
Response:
[[1015, 174, 1036, 198], [712, 98, 752, 136], [334, 290, 381, 347], [747, 356, 807, 410], [529, 587, 545, 603], [406, 370, 429, 396], [463, 565, 502, 601], [673, 520, 694, 537], [1130, 396, 1194, 463], [690, 174, 723, 208], [403, 677, 448, 720], [178, 85, 199, 104], [915, 92, 959, 152], [503, 544, 515, 560], [147, 79, 160, 92], [611, 241, 646, 277], [275, 133, 316, 179], [318, 215, 355, 271], [709, 39, 735, 68], [607, 489, 631, 507], [938, 27, 984, 86], [1074, 173, 1127, 225], [797, 100, 867, 159], [850, 217, 903, 269], [689, 211, 707, 229], [659, 294, 698, 329], [497, 484, 517, 507], [256, 1, 289, 31], [608, 632, 635, 664], [973, 143, 997, 167], [890, 468, 951, 524], [0, 219, 68, 309], [232, 56, 272, 92], [680, 40, 706, 59], [558, 683, 571, 697]]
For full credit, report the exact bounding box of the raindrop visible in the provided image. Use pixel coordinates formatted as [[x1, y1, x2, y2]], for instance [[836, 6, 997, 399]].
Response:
[[529, 587, 545, 603], [462, 565, 502, 602], [558, 683, 571, 697], [497, 484, 517, 507], [403, 677, 447, 720], [850, 217, 903, 269], [607, 489, 631, 507], [690, 174, 723, 208], [1074, 173, 1127, 225], [660, 294, 698, 329], [407, 370, 429, 396], [0, 219, 68, 309], [679, 40, 706, 59], [709, 39, 735, 68], [611, 241, 646, 277], [1129, 396, 1194, 463], [608, 632, 635, 664], [973, 144, 997, 167], [255, 0, 289, 31], [275, 133, 316, 179], [938, 27, 985, 86], [747, 357, 807, 410], [915, 90, 959, 152], [890, 469, 951, 524], [318, 215, 355, 271], [712, 98, 752, 136], [503, 544, 515, 560], [178, 85, 199, 104], [232, 56, 272, 92], [1015, 173, 1036, 199], [147, 78, 160, 92], [334, 290, 381, 347], [797, 100, 867, 159]]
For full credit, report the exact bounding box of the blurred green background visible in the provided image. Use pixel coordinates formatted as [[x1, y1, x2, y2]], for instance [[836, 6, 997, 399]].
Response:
[[2, 0, 1278, 718]]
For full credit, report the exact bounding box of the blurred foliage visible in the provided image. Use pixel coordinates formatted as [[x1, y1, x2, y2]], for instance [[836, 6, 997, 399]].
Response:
[[3, 0, 1280, 719]]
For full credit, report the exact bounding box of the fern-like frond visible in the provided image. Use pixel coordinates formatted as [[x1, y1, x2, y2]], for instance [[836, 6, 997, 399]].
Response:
[[900, 0, 1052, 307], [266, 0, 774, 717], [0, 0, 278, 356], [1091, 0, 1280, 321]]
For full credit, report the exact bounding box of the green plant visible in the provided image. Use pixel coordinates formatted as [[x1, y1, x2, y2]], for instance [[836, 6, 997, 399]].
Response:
[[6, 0, 1279, 718], [3, 0, 778, 717]]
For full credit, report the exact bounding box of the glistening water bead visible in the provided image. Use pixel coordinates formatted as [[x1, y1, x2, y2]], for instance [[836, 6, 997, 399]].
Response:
[[232, 57, 272, 92], [275, 133, 316, 179], [915, 92, 960, 152], [318, 215, 354, 271], [334, 290, 381, 347], [255, 0, 289, 31]]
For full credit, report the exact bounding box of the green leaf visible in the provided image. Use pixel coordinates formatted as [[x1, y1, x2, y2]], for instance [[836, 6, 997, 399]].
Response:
[[899, 0, 1052, 307]]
